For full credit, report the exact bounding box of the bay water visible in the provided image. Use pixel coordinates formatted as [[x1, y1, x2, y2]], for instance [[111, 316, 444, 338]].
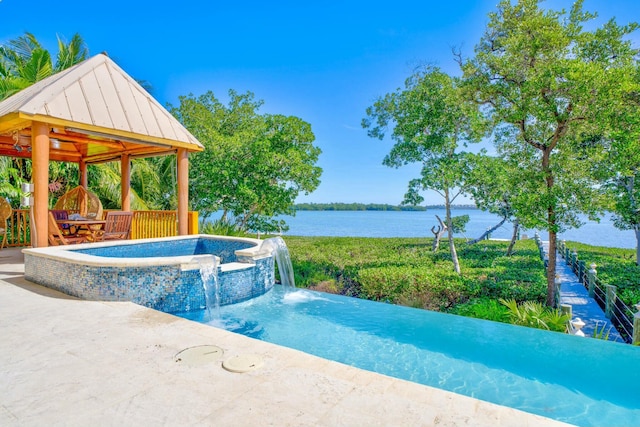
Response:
[[277, 208, 636, 249]]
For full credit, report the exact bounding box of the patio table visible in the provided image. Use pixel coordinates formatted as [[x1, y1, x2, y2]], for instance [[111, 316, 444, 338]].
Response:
[[56, 219, 106, 241]]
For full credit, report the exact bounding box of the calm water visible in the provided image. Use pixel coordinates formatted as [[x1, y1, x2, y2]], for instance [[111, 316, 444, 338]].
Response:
[[278, 209, 636, 248], [177, 286, 640, 427]]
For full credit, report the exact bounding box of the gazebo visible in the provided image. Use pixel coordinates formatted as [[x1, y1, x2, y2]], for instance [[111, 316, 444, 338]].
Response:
[[0, 53, 204, 247]]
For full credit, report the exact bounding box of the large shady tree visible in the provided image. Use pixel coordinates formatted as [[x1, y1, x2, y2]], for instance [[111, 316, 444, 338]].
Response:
[[462, 0, 638, 306], [363, 67, 486, 273], [597, 64, 640, 264], [171, 90, 322, 233]]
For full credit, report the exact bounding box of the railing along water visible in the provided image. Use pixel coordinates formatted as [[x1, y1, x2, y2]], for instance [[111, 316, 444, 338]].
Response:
[[557, 239, 637, 344]]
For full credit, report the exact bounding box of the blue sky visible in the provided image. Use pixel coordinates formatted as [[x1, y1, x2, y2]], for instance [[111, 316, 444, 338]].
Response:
[[2, 0, 639, 205]]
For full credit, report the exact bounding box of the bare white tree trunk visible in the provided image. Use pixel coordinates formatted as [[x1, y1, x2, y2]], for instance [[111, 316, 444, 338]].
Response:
[[506, 219, 519, 256], [445, 189, 461, 274], [431, 215, 447, 252]]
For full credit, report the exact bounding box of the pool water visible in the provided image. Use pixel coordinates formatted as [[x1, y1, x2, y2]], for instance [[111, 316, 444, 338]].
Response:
[[176, 286, 640, 427]]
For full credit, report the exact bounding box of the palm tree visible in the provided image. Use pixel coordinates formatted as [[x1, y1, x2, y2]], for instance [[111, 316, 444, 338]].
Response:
[[0, 32, 88, 100], [0, 33, 90, 205]]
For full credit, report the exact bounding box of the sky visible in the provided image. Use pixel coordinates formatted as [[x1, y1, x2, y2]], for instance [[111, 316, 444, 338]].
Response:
[[1, 0, 639, 205]]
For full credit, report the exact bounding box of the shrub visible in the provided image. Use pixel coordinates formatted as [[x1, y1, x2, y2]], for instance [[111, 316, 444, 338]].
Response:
[[500, 299, 570, 332], [201, 218, 245, 236], [284, 237, 547, 312], [451, 298, 509, 322]]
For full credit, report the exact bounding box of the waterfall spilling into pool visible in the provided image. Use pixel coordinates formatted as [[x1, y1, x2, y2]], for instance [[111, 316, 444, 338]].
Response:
[[198, 257, 220, 321], [260, 237, 295, 289]]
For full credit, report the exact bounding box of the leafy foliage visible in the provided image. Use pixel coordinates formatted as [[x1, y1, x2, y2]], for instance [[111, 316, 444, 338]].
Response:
[[462, 0, 639, 305], [451, 298, 509, 323], [592, 321, 613, 340], [594, 65, 640, 263], [284, 236, 546, 311], [500, 299, 570, 332], [200, 218, 246, 236], [0, 32, 88, 100], [363, 67, 488, 273], [170, 91, 322, 233], [450, 215, 469, 233], [0, 33, 90, 205]]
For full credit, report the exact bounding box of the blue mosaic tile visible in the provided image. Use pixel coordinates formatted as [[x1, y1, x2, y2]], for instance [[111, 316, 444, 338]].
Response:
[[24, 237, 275, 314]]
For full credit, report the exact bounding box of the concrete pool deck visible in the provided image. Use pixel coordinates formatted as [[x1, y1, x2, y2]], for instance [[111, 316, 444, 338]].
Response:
[[0, 248, 572, 427]]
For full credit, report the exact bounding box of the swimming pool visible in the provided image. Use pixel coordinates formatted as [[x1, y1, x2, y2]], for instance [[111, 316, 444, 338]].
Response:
[[177, 286, 640, 427]]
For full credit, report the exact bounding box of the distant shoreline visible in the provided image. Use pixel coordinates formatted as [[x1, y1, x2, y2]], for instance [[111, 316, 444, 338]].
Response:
[[294, 203, 478, 211]]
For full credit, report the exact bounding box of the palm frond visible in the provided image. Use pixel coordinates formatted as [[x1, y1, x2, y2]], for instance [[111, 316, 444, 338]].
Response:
[[7, 32, 41, 62], [55, 33, 88, 72]]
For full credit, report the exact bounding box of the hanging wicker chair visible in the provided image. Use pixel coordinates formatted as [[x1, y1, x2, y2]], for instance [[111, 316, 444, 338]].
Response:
[[53, 186, 103, 220], [0, 197, 11, 250]]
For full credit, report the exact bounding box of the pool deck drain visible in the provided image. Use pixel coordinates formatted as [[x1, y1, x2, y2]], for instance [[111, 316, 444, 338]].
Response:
[[174, 345, 224, 366], [0, 248, 573, 427], [222, 354, 264, 373]]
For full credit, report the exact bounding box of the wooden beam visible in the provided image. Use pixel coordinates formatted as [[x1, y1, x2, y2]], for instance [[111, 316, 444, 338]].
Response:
[[82, 146, 171, 164], [121, 154, 131, 211], [177, 148, 189, 235], [32, 122, 50, 247], [79, 160, 88, 188]]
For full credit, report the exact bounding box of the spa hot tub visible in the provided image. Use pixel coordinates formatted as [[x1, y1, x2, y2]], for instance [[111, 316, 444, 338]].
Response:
[[22, 235, 275, 313]]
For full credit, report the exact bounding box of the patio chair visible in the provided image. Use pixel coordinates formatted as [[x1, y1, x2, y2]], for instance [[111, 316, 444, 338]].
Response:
[[47, 212, 89, 246], [94, 211, 133, 241], [49, 209, 72, 235], [0, 197, 11, 250], [53, 186, 103, 220]]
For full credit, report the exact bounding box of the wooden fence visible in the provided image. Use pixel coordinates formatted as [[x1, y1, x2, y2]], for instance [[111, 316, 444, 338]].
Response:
[[4, 209, 199, 247]]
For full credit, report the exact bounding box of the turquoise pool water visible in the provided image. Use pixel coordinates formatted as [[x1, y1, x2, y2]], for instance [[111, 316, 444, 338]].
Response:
[[176, 286, 640, 427]]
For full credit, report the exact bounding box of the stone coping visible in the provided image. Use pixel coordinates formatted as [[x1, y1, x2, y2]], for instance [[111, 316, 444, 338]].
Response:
[[22, 234, 269, 270]]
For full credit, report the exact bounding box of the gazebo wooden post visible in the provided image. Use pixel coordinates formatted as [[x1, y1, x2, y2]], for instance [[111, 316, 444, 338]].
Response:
[[176, 148, 189, 235], [79, 160, 88, 188], [121, 154, 131, 211], [31, 122, 50, 247]]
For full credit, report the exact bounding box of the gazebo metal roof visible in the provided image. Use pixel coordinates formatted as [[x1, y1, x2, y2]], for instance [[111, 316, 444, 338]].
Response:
[[0, 53, 203, 164]]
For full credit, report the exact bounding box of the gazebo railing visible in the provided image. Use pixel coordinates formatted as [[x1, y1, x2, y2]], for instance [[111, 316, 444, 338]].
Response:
[[5, 209, 199, 247], [6, 209, 30, 247]]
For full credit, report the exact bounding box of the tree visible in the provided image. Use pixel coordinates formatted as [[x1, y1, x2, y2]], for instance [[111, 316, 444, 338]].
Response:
[[462, 0, 638, 305], [597, 64, 640, 263], [170, 90, 322, 233], [465, 153, 521, 255], [0, 32, 89, 205], [363, 67, 486, 273], [88, 160, 156, 211], [0, 32, 88, 100]]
